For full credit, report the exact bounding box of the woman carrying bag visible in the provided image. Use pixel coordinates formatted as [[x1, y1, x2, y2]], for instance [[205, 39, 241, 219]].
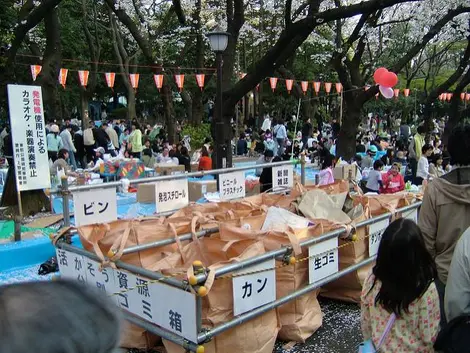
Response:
[[360, 218, 440, 352]]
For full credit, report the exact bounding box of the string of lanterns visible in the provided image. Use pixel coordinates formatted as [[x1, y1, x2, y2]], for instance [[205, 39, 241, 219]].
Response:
[[29, 64, 470, 101]]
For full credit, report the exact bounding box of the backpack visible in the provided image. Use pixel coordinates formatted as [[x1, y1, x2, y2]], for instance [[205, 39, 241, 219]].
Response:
[[434, 314, 470, 353]]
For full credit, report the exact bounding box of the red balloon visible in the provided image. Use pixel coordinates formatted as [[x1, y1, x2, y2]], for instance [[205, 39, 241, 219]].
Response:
[[373, 67, 388, 84], [379, 72, 398, 88]]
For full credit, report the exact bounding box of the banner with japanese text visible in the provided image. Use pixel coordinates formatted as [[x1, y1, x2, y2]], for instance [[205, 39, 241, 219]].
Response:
[[7, 85, 51, 191]]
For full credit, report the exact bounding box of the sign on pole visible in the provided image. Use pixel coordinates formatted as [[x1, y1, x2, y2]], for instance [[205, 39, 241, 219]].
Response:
[[56, 248, 87, 284], [73, 188, 118, 226], [272, 164, 294, 191], [232, 259, 276, 316], [7, 85, 50, 191], [155, 179, 189, 213], [309, 238, 338, 284], [219, 171, 245, 200], [368, 219, 390, 257]]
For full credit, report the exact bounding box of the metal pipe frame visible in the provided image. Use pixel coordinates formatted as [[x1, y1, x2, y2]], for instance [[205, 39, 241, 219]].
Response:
[[56, 242, 188, 290], [197, 256, 376, 343], [50, 159, 311, 195], [123, 312, 200, 352]]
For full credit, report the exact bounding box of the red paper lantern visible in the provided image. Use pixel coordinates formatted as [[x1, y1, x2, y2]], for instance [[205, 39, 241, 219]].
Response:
[[154, 74, 164, 91], [78, 70, 89, 87], [31, 65, 42, 81], [301, 81, 308, 94], [313, 81, 321, 95], [335, 83, 342, 93], [403, 88, 410, 97], [105, 72, 116, 89], [324, 82, 332, 94], [196, 74, 205, 90], [460, 92, 465, 101], [129, 73, 139, 89], [175, 74, 184, 91], [393, 88, 399, 98], [466, 93, 470, 101], [269, 77, 278, 92], [447, 93, 453, 101], [58, 68, 68, 89], [285, 79, 293, 94]]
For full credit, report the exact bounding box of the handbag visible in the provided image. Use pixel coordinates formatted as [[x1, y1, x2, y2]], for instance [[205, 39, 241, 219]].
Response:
[[358, 313, 396, 353], [434, 314, 470, 353]]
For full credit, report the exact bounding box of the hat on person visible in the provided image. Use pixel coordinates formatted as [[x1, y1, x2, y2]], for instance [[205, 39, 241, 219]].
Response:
[[50, 124, 59, 133], [264, 149, 274, 158], [94, 147, 105, 155], [368, 145, 378, 155]]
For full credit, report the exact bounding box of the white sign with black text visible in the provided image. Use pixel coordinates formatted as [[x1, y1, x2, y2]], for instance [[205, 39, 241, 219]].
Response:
[[83, 258, 118, 304], [155, 179, 189, 213], [55, 248, 87, 284], [272, 164, 294, 191], [148, 282, 198, 342], [219, 171, 245, 200], [232, 258, 276, 316], [7, 85, 50, 191], [368, 219, 390, 257], [308, 237, 339, 284], [73, 188, 118, 226]]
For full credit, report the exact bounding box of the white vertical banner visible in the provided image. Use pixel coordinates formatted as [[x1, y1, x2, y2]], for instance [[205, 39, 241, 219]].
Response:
[[308, 238, 339, 284], [83, 258, 118, 304], [73, 188, 118, 226], [7, 85, 51, 191], [232, 259, 276, 316], [155, 179, 189, 213], [219, 171, 245, 200], [272, 164, 294, 191], [368, 219, 390, 257]]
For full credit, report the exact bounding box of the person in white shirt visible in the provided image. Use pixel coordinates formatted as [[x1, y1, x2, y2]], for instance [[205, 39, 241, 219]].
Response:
[[261, 115, 271, 132], [274, 120, 287, 157], [416, 144, 434, 185]]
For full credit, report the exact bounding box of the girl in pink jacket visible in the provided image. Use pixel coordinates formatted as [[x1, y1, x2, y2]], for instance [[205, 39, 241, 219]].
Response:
[[381, 163, 405, 194]]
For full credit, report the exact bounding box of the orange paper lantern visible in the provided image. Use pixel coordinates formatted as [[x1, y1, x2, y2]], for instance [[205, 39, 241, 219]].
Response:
[[78, 70, 89, 87], [285, 79, 293, 94], [196, 74, 205, 90], [269, 77, 278, 92], [175, 74, 185, 91], [105, 72, 115, 89], [313, 81, 321, 95], [301, 81, 308, 94], [129, 73, 140, 89], [58, 68, 68, 89], [403, 88, 410, 97], [154, 74, 164, 91], [324, 82, 332, 94], [335, 83, 342, 93], [31, 65, 42, 81]]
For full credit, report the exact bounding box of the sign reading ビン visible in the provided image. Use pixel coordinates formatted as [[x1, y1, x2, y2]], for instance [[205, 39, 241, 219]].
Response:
[[73, 188, 118, 226], [7, 85, 50, 191]]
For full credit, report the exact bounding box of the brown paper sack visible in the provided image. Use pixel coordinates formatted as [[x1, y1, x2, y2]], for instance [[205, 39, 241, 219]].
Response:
[[218, 215, 323, 343], [147, 236, 280, 353], [78, 218, 191, 349]]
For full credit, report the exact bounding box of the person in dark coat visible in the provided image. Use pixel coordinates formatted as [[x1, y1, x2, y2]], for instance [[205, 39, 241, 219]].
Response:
[[260, 156, 282, 192]]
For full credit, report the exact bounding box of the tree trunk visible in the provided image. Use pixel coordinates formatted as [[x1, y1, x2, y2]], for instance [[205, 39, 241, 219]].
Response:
[[192, 89, 204, 125], [336, 96, 361, 160], [0, 165, 51, 215], [127, 88, 136, 120], [80, 90, 89, 127], [162, 84, 176, 143], [38, 7, 62, 120]]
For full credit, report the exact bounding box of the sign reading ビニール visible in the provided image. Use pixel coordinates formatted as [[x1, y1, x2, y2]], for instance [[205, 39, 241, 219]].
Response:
[[7, 85, 51, 191]]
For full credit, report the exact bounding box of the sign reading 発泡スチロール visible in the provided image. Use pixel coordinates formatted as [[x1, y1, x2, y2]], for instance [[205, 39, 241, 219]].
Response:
[[155, 179, 189, 213], [219, 171, 245, 200], [7, 85, 50, 191], [272, 164, 294, 191], [73, 188, 118, 226], [368, 219, 390, 257]]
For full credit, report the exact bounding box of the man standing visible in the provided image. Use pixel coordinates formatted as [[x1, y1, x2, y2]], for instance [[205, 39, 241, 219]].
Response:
[[103, 123, 119, 150], [59, 125, 77, 169], [83, 122, 96, 163], [301, 118, 313, 151], [408, 125, 425, 182], [331, 118, 341, 139]]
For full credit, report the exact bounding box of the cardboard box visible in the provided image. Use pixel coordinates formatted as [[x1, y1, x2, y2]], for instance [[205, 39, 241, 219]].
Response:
[[154, 164, 185, 176], [137, 183, 156, 203], [188, 180, 217, 202], [190, 163, 199, 172], [333, 164, 357, 180]]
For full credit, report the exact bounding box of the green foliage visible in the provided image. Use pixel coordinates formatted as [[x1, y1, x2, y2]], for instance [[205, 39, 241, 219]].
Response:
[[109, 107, 128, 119], [181, 123, 211, 149]]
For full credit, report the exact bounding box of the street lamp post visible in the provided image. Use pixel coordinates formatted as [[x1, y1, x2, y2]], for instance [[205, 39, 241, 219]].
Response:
[[207, 30, 230, 169]]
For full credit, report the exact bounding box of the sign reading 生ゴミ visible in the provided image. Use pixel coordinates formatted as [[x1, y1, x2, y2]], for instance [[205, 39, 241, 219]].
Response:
[[7, 85, 50, 191]]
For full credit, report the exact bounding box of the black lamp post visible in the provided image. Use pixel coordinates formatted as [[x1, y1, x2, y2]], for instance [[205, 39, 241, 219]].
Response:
[[207, 30, 230, 169]]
